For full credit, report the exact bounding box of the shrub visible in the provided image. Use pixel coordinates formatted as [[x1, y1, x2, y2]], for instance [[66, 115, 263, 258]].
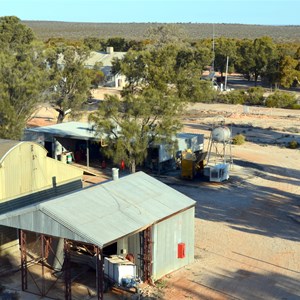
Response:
[[265, 91, 296, 108], [288, 140, 299, 149], [219, 89, 247, 104], [289, 103, 300, 109], [232, 134, 246, 145], [246, 86, 265, 105], [192, 80, 218, 103]]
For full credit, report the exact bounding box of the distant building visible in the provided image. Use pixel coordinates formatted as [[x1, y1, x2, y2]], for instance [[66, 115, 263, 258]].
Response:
[[85, 47, 127, 88]]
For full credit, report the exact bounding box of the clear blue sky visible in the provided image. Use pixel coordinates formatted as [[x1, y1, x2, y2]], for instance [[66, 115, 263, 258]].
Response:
[[1, 0, 299, 25]]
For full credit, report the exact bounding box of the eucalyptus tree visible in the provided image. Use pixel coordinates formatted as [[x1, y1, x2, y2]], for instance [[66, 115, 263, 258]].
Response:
[[214, 37, 237, 77], [46, 45, 92, 123], [89, 89, 183, 173], [0, 16, 48, 139], [90, 25, 211, 172]]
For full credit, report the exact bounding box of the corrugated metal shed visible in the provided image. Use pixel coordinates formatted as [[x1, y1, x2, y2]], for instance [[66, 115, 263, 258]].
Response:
[[0, 139, 83, 202], [0, 172, 195, 248], [0, 139, 20, 163], [24, 121, 101, 141]]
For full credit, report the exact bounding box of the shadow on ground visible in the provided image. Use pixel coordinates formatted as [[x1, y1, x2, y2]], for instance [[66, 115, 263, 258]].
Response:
[[173, 269, 300, 300]]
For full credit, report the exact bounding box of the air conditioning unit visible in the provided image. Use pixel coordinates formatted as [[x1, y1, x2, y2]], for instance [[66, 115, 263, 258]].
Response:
[[209, 163, 229, 182]]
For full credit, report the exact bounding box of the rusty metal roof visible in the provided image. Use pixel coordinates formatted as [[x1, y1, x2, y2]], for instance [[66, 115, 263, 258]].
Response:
[[0, 172, 196, 247]]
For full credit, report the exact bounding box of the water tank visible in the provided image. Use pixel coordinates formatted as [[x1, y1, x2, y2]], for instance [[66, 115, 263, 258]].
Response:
[[212, 126, 231, 142]]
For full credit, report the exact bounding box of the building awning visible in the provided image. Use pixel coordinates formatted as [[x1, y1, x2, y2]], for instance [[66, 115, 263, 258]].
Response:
[[25, 121, 103, 141], [0, 172, 195, 248]]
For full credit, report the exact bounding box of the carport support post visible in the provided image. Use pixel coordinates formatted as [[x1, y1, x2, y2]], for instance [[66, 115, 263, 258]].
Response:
[[64, 239, 72, 300], [95, 246, 104, 300], [86, 140, 90, 169], [20, 229, 28, 291]]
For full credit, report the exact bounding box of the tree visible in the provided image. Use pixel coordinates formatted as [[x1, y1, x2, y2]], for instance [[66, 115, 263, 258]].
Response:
[[278, 55, 300, 88], [90, 26, 215, 173], [236, 37, 278, 85], [252, 37, 278, 84], [236, 39, 256, 80], [89, 89, 183, 173], [0, 16, 48, 139], [214, 37, 237, 77], [46, 45, 92, 123]]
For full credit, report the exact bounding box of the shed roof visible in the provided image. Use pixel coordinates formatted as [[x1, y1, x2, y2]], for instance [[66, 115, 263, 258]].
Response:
[[85, 51, 126, 68], [0, 172, 195, 248], [25, 121, 101, 141]]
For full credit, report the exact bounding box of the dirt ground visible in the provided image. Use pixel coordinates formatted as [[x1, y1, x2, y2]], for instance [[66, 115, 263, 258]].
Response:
[[2, 102, 300, 300], [157, 103, 300, 300]]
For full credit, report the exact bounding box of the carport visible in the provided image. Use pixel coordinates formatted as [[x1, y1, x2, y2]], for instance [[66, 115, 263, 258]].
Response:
[[24, 122, 107, 168], [0, 172, 195, 300]]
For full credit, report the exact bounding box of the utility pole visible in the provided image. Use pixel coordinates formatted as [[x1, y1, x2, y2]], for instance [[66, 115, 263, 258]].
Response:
[[225, 56, 229, 91]]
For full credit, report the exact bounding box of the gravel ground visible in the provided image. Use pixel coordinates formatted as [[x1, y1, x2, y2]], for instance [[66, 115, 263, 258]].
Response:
[[158, 103, 300, 300]]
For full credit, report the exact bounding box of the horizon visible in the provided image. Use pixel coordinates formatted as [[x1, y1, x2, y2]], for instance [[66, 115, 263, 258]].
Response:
[[21, 20, 300, 27], [1, 0, 300, 26]]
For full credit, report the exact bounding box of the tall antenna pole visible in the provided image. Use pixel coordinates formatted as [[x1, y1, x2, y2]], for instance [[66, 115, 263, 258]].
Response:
[[212, 23, 215, 75]]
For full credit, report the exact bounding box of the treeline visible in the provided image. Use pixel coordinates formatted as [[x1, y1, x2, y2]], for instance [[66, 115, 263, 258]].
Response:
[[22, 21, 300, 43], [45, 33, 300, 90]]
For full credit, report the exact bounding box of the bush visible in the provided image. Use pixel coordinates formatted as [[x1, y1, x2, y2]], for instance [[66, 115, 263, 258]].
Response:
[[246, 87, 265, 106], [289, 103, 300, 109], [219, 89, 247, 105], [288, 140, 299, 149], [265, 91, 296, 108], [232, 134, 246, 145], [191, 80, 218, 103]]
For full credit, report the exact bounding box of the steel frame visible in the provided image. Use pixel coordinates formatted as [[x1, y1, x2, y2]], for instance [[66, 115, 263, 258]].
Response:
[[139, 227, 153, 284], [19, 230, 104, 300]]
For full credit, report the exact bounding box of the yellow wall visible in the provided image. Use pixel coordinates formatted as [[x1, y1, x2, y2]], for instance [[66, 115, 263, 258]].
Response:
[[0, 142, 83, 202]]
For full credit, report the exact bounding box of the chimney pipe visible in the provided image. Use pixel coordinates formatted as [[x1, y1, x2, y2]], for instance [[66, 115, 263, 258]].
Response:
[[112, 168, 119, 180]]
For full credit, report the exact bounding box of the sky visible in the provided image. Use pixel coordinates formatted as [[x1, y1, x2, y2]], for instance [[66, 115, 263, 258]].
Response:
[[1, 0, 299, 26]]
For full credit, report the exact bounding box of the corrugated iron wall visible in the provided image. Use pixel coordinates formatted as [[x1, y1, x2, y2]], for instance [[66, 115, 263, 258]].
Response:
[[152, 207, 195, 280], [0, 180, 83, 253], [0, 142, 82, 202]]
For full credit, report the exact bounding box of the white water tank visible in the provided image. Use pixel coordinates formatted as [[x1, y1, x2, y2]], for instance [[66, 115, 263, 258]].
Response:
[[212, 126, 231, 142]]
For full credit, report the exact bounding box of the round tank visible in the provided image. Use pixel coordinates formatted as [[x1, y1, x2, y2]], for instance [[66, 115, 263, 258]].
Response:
[[212, 126, 231, 142]]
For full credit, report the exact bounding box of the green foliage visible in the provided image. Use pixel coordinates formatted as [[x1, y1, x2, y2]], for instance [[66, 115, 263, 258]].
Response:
[[278, 55, 300, 88], [191, 80, 218, 103], [89, 89, 183, 173], [232, 134, 246, 145], [246, 87, 265, 105], [219, 89, 247, 105], [0, 17, 49, 140], [265, 91, 296, 108], [0, 16, 34, 51], [46, 45, 92, 123], [85, 68, 104, 88], [287, 140, 299, 149], [214, 37, 237, 75], [289, 103, 300, 109], [83, 37, 104, 51]]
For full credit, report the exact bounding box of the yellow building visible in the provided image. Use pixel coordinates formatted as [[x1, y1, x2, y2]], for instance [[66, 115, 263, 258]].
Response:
[[0, 139, 83, 253]]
